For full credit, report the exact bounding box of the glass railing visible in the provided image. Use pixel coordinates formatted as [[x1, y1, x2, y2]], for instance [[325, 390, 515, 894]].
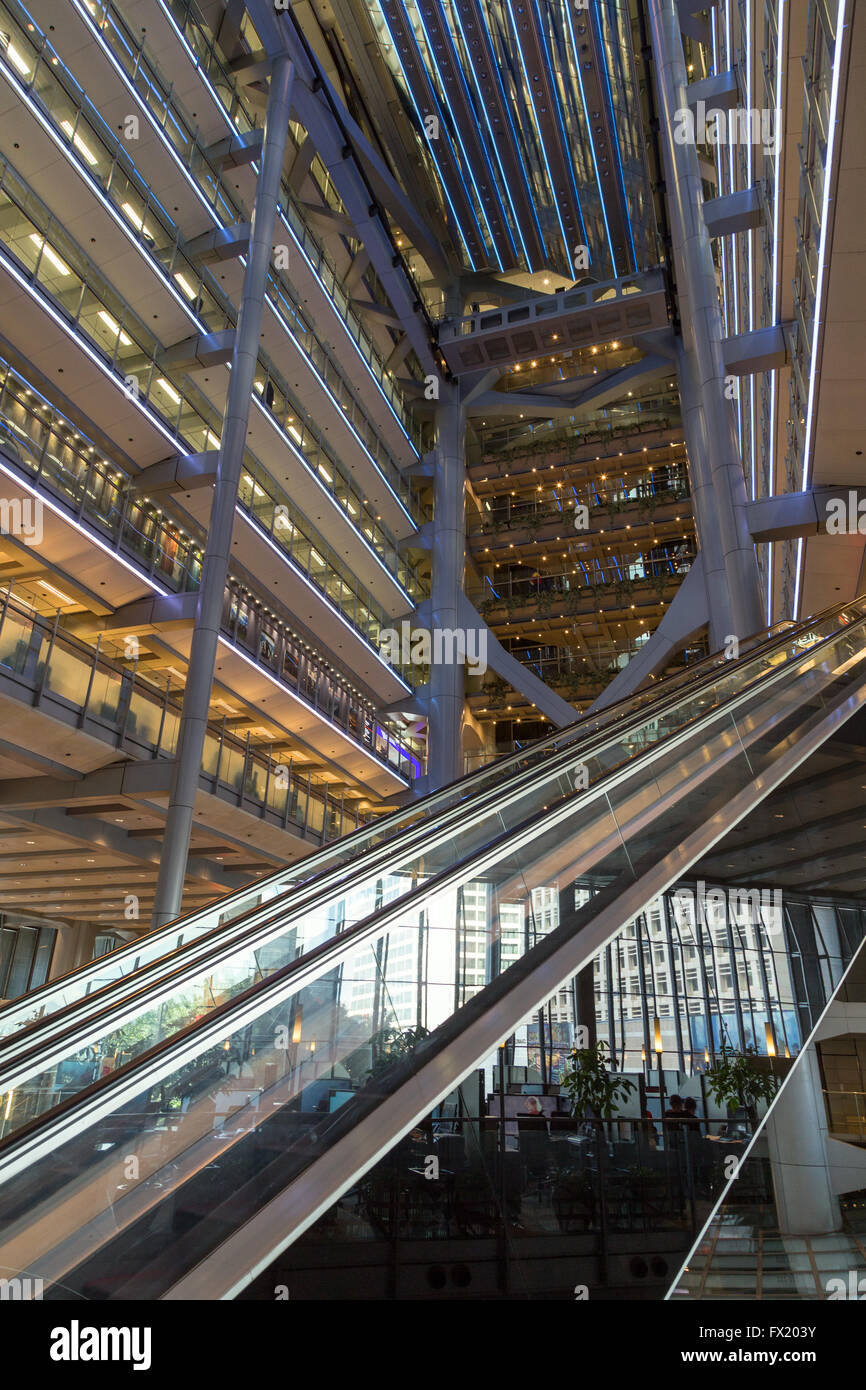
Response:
[[470, 406, 682, 466], [0, 600, 860, 1147], [1, 609, 865, 1297], [69, 0, 422, 450], [0, 162, 423, 658], [0, 601, 845, 1066], [0, 590, 367, 844], [0, 17, 428, 590], [472, 473, 691, 535], [0, 355, 420, 771], [476, 548, 696, 610]]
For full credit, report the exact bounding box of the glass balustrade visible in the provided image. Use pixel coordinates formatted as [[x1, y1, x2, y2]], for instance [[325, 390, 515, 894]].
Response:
[[0, 356, 421, 773], [1, 610, 865, 1298], [0, 17, 429, 583], [0, 600, 861, 1141], [71, 0, 423, 451], [0, 166, 423, 663], [0, 591, 366, 850]]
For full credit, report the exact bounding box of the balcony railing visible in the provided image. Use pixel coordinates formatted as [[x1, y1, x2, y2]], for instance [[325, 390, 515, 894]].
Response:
[[476, 547, 696, 610], [0, 0, 427, 531], [0, 591, 368, 843], [71, 0, 423, 450], [0, 354, 422, 781], [0, 49, 427, 596], [472, 471, 691, 536], [0, 167, 425, 662]]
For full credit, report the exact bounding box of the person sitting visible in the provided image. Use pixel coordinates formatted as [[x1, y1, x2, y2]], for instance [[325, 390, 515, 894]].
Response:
[[682, 1096, 702, 1134], [662, 1094, 685, 1123]]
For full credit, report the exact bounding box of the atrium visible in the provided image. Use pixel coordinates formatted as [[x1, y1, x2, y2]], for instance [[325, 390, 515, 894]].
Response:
[[0, 0, 861, 1315]]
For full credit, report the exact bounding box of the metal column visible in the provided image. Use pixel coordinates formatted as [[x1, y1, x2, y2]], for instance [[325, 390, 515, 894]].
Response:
[[151, 55, 295, 927], [676, 343, 732, 648], [427, 385, 467, 791], [648, 0, 764, 643]]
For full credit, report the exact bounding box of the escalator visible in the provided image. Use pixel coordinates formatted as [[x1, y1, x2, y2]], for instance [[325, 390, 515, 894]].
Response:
[[0, 607, 799, 1054], [0, 601, 865, 1299], [0, 609, 825, 1144]]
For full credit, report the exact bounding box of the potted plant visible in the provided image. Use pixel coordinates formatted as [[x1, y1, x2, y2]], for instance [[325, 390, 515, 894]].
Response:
[[365, 1024, 430, 1082], [704, 1043, 779, 1127], [560, 1039, 636, 1122]]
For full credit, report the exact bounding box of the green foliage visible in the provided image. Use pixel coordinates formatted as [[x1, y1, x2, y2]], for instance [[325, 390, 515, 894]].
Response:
[[366, 1024, 430, 1079], [704, 1044, 779, 1114], [560, 1040, 636, 1120]]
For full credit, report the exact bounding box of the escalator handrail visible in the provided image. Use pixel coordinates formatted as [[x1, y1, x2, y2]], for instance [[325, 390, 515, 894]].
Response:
[[0, 603, 848, 1054], [171, 663, 866, 1301], [0, 604, 854, 1081], [1, 607, 861, 1174], [0, 605, 815, 1034]]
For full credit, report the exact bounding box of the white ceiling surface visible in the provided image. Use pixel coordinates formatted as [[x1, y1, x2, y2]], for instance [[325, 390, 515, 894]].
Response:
[[0, 464, 407, 792], [801, 0, 866, 617]]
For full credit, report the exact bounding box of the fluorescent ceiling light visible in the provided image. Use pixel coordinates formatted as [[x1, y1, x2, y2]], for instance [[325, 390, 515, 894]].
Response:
[[98, 310, 131, 346], [174, 271, 197, 300], [120, 201, 155, 239], [156, 377, 181, 405], [29, 234, 70, 276], [38, 579, 74, 604], [60, 118, 98, 167], [5, 41, 32, 78]]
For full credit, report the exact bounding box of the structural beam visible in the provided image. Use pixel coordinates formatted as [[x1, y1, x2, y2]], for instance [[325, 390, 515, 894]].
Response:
[[204, 128, 264, 169], [648, 0, 764, 640], [426, 387, 467, 790], [723, 325, 791, 376], [184, 223, 251, 263], [588, 558, 710, 711], [129, 451, 219, 496], [703, 185, 764, 238], [460, 596, 577, 729], [151, 53, 296, 929], [161, 331, 235, 372]]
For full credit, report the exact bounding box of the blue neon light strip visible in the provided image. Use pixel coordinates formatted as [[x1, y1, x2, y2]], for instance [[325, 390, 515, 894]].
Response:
[[373, 0, 481, 268], [447, 0, 529, 265], [506, 0, 576, 271], [529, 0, 589, 250], [589, 0, 638, 269], [409, 0, 505, 270], [562, 0, 614, 275]]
